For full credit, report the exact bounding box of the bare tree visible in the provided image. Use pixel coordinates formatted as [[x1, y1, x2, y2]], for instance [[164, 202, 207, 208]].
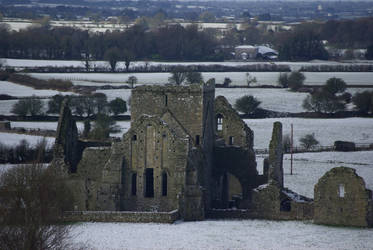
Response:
[[168, 66, 187, 85], [0, 163, 74, 250]]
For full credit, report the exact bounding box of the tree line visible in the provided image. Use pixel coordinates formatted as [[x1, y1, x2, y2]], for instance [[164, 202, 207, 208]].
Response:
[[2, 17, 373, 62], [0, 24, 219, 62]]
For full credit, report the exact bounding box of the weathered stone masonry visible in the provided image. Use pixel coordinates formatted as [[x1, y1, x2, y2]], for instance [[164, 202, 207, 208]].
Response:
[[314, 167, 373, 227], [53, 82, 319, 223]]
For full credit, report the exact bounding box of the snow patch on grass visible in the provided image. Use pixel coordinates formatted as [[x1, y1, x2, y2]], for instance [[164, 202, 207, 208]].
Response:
[[246, 117, 373, 149], [70, 220, 373, 250], [0, 132, 54, 147]]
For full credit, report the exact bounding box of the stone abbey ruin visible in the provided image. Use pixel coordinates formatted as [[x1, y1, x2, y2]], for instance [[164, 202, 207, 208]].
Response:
[[52, 81, 373, 227]]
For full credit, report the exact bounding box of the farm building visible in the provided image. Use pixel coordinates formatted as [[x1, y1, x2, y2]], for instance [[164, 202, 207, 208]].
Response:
[[234, 45, 278, 60]]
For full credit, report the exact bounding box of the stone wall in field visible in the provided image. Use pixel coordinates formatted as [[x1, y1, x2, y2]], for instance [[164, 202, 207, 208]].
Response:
[[63, 210, 179, 223]]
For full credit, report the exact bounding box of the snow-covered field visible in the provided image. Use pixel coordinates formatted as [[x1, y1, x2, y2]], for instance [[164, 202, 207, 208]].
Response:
[[26, 71, 373, 87], [246, 117, 373, 149], [11, 121, 59, 131], [95, 88, 132, 102], [216, 88, 308, 113], [3, 58, 373, 71], [97, 87, 308, 114], [0, 132, 54, 147], [0, 98, 50, 115], [282, 151, 373, 198], [70, 219, 373, 250], [10, 121, 130, 137], [0, 81, 75, 97]]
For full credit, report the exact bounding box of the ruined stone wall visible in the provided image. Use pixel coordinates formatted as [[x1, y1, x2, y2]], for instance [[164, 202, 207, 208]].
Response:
[[63, 210, 179, 223], [200, 79, 216, 211], [120, 115, 190, 213], [214, 146, 259, 208], [214, 96, 253, 148], [131, 83, 215, 213], [267, 122, 283, 188], [74, 147, 112, 210], [131, 84, 214, 144], [52, 99, 81, 173], [213, 95, 258, 208], [251, 184, 313, 220], [314, 167, 373, 227]]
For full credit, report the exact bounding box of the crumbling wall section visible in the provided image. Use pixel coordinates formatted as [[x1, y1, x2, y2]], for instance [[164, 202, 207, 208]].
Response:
[[75, 147, 112, 210], [52, 99, 82, 174], [267, 122, 283, 188], [314, 166, 373, 227], [251, 184, 313, 220], [131, 83, 214, 141], [120, 115, 190, 214], [214, 146, 259, 208], [183, 147, 205, 221], [214, 96, 254, 148]]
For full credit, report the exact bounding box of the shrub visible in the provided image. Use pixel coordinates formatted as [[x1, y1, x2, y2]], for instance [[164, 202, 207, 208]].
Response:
[[0, 164, 73, 250], [127, 76, 138, 88], [234, 95, 261, 114], [322, 77, 346, 95], [302, 91, 346, 113], [303, 77, 350, 114], [352, 91, 373, 114], [0, 138, 52, 164], [11, 99, 29, 116], [104, 47, 121, 72], [11, 97, 44, 116], [89, 114, 120, 140], [47, 94, 65, 114], [283, 134, 291, 153], [245, 72, 257, 86], [299, 133, 319, 150], [92, 92, 108, 114], [277, 73, 289, 88], [168, 66, 187, 85], [223, 77, 232, 87], [108, 98, 127, 115], [288, 72, 305, 91], [186, 71, 203, 84], [70, 93, 108, 117]]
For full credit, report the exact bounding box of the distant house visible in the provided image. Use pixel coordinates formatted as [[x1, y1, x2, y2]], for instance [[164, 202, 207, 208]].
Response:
[[257, 46, 279, 60], [235, 45, 258, 60], [234, 45, 278, 60]]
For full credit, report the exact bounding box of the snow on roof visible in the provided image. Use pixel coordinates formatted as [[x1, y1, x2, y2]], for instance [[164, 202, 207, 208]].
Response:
[[235, 45, 278, 55], [235, 45, 256, 49], [257, 46, 278, 55]]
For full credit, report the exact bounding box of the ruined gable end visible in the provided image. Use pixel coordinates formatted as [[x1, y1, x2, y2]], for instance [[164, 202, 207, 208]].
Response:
[[52, 98, 81, 173], [267, 122, 283, 188], [214, 95, 254, 148], [314, 167, 373, 227]]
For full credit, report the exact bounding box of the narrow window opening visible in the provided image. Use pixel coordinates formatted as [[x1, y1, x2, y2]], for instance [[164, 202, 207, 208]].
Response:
[[132, 134, 137, 141], [131, 173, 137, 196], [216, 114, 223, 131], [195, 135, 200, 146], [162, 172, 168, 196], [229, 136, 234, 145], [145, 168, 154, 197], [339, 184, 345, 198], [164, 95, 168, 106]]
